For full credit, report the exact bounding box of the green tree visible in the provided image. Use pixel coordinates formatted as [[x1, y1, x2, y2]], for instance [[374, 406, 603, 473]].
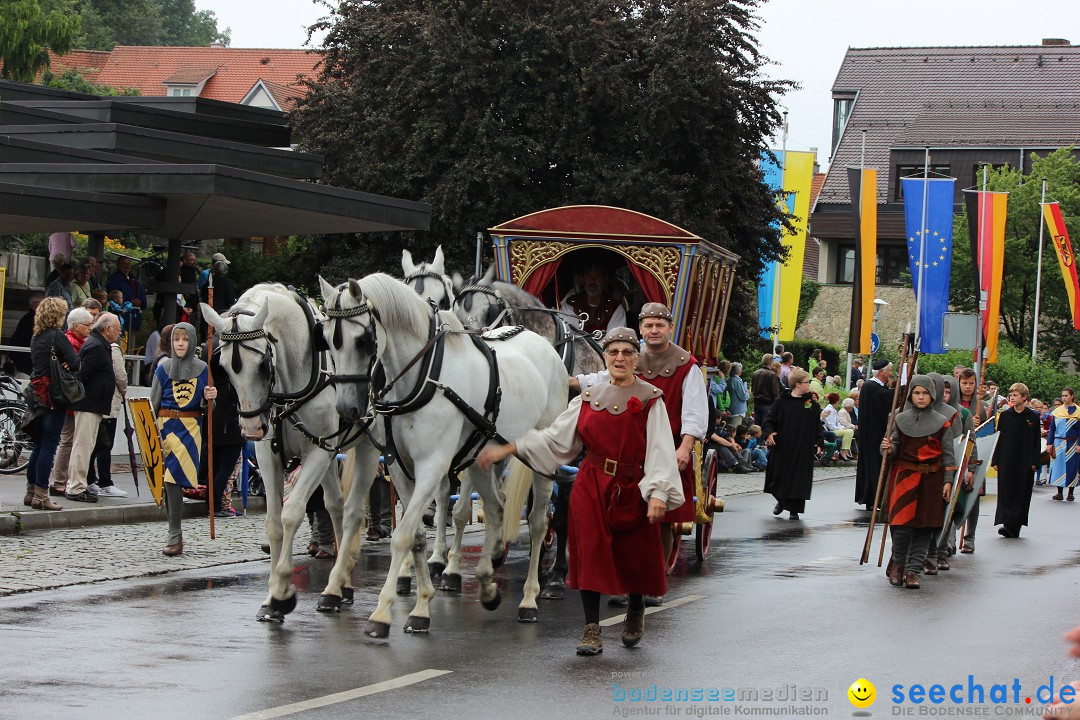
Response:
[[41, 67, 140, 94], [157, 0, 230, 46], [950, 148, 1080, 362], [0, 0, 79, 82], [291, 0, 792, 355], [73, 0, 229, 50]]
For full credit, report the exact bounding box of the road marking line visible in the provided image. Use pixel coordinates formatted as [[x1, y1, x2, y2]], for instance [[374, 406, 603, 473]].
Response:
[[227, 669, 453, 720], [806, 555, 844, 565], [600, 593, 705, 627]]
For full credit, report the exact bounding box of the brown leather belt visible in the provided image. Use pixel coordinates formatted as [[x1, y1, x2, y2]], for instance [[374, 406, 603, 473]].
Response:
[[584, 450, 644, 480], [159, 409, 202, 419], [895, 459, 942, 474]]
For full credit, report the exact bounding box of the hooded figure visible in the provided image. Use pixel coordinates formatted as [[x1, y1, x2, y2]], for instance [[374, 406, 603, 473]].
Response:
[[930, 376, 979, 570], [882, 374, 956, 589], [151, 321, 216, 556]]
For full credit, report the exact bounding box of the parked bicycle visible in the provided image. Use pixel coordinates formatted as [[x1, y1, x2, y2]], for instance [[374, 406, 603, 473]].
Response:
[[0, 372, 32, 474]]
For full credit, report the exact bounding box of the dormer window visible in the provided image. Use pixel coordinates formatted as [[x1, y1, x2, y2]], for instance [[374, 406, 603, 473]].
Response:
[[832, 93, 856, 155], [162, 66, 219, 98]]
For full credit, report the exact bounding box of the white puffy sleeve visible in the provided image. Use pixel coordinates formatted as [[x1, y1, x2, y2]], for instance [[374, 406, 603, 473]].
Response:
[[575, 370, 610, 392], [679, 367, 709, 439], [640, 398, 684, 510], [514, 396, 584, 474]]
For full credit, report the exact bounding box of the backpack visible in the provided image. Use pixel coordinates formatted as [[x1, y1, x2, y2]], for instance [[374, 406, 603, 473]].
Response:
[[710, 377, 731, 413]]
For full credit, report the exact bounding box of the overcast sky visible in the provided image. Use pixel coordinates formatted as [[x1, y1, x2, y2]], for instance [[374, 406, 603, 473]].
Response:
[[203, 0, 1079, 170]]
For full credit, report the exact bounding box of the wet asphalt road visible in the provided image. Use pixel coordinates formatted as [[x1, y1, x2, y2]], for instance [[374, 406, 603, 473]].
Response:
[[2, 477, 1080, 720]]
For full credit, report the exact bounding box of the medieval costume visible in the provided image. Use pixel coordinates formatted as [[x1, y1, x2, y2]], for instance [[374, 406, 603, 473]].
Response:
[[933, 376, 977, 570], [151, 322, 210, 555], [958, 386, 991, 551], [1048, 402, 1080, 499], [855, 360, 893, 509], [992, 403, 1042, 538], [561, 292, 625, 335], [884, 375, 954, 589], [762, 389, 824, 519]]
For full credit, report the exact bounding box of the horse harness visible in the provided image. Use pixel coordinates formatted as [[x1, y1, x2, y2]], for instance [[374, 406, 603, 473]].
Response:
[[217, 287, 367, 463], [404, 268, 454, 310]]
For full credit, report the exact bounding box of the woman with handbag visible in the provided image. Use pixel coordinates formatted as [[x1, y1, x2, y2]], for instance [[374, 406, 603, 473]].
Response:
[[25, 297, 81, 511], [477, 327, 683, 656]]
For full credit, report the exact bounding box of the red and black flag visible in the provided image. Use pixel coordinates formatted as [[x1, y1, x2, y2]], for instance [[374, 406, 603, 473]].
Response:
[[847, 167, 877, 354]]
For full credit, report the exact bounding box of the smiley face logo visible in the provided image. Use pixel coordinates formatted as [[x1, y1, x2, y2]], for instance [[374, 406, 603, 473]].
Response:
[[848, 678, 876, 708]]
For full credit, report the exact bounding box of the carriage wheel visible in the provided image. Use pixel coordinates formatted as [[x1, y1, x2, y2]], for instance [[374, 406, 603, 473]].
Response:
[[665, 525, 681, 574], [695, 449, 720, 562]]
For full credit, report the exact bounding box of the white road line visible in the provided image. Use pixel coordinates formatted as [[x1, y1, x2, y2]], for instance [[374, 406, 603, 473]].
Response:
[[227, 669, 453, 720], [600, 593, 705, 627], [806, 555, 844, 565]]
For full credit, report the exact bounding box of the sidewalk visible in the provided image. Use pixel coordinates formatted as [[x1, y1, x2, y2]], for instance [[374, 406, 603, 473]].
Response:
[[0, 457, 264, 535]]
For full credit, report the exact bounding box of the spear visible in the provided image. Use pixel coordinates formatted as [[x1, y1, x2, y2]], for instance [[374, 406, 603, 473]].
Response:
[[206, 269, 216, 540]]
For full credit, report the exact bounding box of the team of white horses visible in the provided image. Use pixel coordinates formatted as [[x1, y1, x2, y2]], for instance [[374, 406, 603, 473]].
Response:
[[200, 247, 600, 638]]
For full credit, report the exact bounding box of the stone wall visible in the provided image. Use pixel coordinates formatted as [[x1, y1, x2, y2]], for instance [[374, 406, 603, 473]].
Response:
[[795, 284, 916, 349]]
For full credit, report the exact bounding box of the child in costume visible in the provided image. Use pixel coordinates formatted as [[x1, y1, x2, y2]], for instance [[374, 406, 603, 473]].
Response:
[[151, 322, 217, 556]]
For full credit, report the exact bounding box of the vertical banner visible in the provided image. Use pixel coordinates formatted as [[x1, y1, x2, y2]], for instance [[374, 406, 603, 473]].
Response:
[[1043, 202, 1080, 330], [963, 190, 1008, 363], [757, 149, 815, 341], [846, 167, 878, 353], [902, 177, 956, 354]]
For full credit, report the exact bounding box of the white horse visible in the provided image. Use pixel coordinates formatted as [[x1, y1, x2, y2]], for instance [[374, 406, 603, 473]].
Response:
[[319, 273, 568, 636], [201, 285, 378, 621], [401, 245, 455, 310]]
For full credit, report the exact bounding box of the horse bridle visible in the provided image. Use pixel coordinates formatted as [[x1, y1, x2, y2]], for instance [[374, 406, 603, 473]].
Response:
[[324, 291, 377, 386], [219, 315, 278, 421], [455, 284, 514, 329], [404, 268, 454, 310]]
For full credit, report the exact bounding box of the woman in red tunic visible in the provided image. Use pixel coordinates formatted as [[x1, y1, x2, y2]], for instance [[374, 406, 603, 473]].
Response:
[[478, 327, 683, 656]]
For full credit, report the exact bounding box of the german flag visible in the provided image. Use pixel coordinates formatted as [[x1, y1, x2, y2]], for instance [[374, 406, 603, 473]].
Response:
[[964, 191, 1008, 364], [847, 167, 877, 353], [1044, 202, 1080, 330]]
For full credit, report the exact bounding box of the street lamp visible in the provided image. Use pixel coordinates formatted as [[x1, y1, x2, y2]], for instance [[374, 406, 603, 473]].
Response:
[[867, 298, 889, 373]]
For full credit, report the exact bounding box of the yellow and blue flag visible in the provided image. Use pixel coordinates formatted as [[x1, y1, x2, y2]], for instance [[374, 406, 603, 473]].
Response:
[[902, 177, 956, 354]]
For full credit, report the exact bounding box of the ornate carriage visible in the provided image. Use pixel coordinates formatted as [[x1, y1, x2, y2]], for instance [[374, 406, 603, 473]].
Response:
[[489, 205, 736, 565]]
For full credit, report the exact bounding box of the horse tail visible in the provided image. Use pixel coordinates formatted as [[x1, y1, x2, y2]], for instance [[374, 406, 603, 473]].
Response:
[[500, 456, 532, 545], [338, 449, 364, 557]]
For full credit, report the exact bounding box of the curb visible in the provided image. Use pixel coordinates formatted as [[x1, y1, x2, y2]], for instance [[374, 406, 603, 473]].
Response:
[[0, 497, 267, 535]]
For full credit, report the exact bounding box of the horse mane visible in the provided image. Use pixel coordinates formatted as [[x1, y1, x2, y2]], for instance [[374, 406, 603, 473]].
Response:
[[490, 280, 555, 337], [357, 273, 445, 341], [229, 282, 295, 319]]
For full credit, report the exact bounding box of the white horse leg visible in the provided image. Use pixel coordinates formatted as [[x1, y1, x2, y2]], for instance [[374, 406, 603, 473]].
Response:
[[427, 479, 452, 576], [392, 476, 417, 596], [404, 521, 437, 633], [268, 450, 335, 619], [518, 473, 554, 623], [318, 445, 378, 611], [440, 474, 472, 592], [467, 465, 505, 610], [365, 470, 441, 639], [257, 444, 286, 620]]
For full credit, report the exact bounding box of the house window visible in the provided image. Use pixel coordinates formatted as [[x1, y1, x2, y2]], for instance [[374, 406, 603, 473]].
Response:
[[836, 243, 909, 286], [894, 165, 951, 201], [832, 96, 855, 154], [168, 87, 193, 97], [971, 163, 1009, 187]]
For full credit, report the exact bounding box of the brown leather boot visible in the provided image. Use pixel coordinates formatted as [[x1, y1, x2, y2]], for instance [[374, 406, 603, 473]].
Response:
[[886, 559, 903, 586], [162, 541, 184, 557], [622, 607, 644, 648], [23, 484, 35, 507], [903, 571, 921, 589], [31, 487, 63, 511], [575, 623, 603, 656], [923, 558, 938, 576]]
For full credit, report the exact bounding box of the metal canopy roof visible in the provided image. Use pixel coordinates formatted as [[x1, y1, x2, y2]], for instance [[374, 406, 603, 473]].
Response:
[[4, 99, 291, 147], [0, 164, 430, 240], [0, 134, 162, 166], [0, 123, 322, 179], [0, 181, 164, 233]]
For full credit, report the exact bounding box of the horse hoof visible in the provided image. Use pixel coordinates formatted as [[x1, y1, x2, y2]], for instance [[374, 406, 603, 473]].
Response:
[[440, 573, 462, 592], [396, 577, 413, 596], [341, 587, 354, 605], [404, 616, 430, 633], [428, 561, 446, 577], [269, 593, 297, 616], [364, 619, 391, 639], [492, 542, 510, 570], [481, 588, 502, 611], [256, 605, 286, 623], [517, 607, 538, 623], [540, 582, 565, 601], [316, 594, 342, 613]]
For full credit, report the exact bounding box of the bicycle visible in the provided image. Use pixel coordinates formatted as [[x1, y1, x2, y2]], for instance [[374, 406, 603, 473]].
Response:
[[0, 372, 32, 474]]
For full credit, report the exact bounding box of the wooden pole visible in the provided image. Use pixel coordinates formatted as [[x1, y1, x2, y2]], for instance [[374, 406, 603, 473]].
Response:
[[206, 272, 216, 540], [860, 331, 917, 565]]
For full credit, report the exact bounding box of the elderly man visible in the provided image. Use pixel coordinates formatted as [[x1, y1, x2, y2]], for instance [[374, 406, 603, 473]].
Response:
[[65, 313, 123, 503], [47, 307, 95, 498], [559, 264, 627, 335], [572, 302, 708, 604], [854, 358, 894, 510]]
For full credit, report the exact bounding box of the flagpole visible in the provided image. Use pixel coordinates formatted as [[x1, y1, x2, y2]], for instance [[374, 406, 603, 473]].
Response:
[[846, 131, 867, 391], [1032, 178, 1048, 361], [915, 147, 930, 362]]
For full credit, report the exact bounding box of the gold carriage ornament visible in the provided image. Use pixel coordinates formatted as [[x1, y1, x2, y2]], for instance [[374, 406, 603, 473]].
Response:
[[488, 205, 735, 567]]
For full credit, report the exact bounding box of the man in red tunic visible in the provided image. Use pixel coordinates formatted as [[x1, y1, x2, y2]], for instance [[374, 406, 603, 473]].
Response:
[[559, 265, 627, 336], [573, 302, 708, 603]]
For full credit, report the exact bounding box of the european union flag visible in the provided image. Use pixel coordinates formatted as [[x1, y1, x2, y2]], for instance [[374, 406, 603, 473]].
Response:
[[901, 177, 956, 354]]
